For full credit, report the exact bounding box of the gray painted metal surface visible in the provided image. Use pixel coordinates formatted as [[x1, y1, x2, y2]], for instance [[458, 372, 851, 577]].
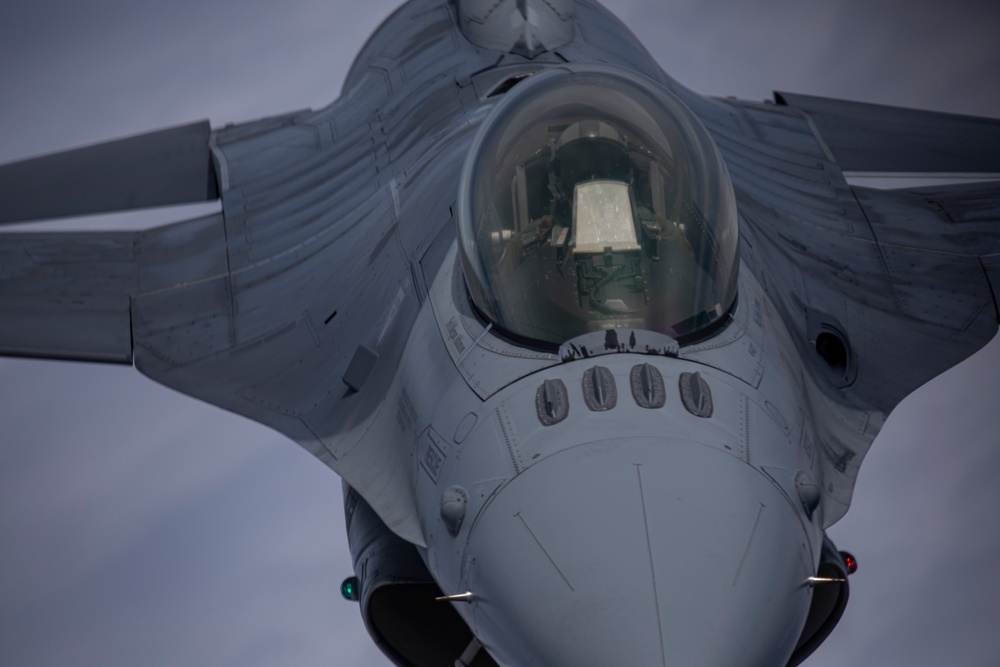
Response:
[[0, 121, 217, 224], [1, 0, 998, 665], [457, 0, 575, 57], [775, 91, 1000, 174]]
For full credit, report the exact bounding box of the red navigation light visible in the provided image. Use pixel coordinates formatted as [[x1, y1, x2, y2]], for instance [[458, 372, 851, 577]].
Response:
[[840, 551, 858, 575]]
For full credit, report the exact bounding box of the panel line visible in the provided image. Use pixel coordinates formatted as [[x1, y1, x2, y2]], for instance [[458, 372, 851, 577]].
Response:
[[636, 464, 667, 667], [515, 511, 574, 591]]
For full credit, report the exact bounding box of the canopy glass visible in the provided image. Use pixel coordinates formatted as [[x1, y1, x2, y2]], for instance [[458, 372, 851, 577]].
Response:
[[458, 66, 739, 345]]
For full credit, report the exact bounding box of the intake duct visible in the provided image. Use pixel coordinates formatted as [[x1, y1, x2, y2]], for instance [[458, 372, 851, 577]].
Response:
[[786, 534, 851, 667], [343, 484, 498, 667]]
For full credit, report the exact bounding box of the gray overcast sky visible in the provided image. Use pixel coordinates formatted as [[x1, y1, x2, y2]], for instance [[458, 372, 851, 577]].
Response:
[[1, 1, 999, 666]]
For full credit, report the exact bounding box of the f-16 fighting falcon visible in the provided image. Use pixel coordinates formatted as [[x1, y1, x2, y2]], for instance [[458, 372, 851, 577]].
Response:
[[1, 1, 998, 665]]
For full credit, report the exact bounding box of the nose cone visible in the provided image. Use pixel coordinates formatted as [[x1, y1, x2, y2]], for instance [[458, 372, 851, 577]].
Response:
[[464, 440, 813, 666]]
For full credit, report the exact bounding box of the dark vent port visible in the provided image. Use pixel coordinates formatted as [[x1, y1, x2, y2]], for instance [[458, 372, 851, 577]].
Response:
[[806, 310, 857, 388], [815, 332, 847, 371], [487, 73, 532, 97]]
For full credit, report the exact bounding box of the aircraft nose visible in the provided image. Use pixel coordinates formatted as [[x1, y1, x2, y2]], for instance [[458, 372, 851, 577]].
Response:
[[463, 439, 813, 666]]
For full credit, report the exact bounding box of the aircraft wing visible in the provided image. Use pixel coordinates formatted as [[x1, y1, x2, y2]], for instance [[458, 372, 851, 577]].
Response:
[[0, 121, 219, 363], [707, 93, 1000, 419], [0, 74, 435, 541], [773, 91, 1000, 175], [0, 121, 219, 225]]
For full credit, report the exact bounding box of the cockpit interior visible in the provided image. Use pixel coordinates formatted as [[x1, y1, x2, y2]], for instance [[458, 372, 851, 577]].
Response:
[[459, 66, 740, 346]]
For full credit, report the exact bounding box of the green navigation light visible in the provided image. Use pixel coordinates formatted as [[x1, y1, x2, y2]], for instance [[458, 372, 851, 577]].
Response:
[[340, 576, 360, 601]]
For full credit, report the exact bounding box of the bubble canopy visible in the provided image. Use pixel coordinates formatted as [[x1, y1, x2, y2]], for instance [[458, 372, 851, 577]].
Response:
[[458, 66, 739, 346]]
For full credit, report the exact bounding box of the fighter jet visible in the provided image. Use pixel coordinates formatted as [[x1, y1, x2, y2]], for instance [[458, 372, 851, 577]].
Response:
[[2, 1, 998, 665]]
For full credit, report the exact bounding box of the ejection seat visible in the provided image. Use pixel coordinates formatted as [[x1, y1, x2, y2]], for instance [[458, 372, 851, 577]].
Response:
[[571, 180, 647, 314]]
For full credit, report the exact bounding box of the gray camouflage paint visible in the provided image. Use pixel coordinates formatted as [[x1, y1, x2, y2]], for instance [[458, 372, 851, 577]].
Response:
[[1, 1, 998, 666]]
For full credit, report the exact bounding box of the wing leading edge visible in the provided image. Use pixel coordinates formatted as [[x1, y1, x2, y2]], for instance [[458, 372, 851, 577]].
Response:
[[0, 56, 464, 544], [0, 106, 424, 540], [710, 91, 1000, 418], [703, 90, 999, 522]]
